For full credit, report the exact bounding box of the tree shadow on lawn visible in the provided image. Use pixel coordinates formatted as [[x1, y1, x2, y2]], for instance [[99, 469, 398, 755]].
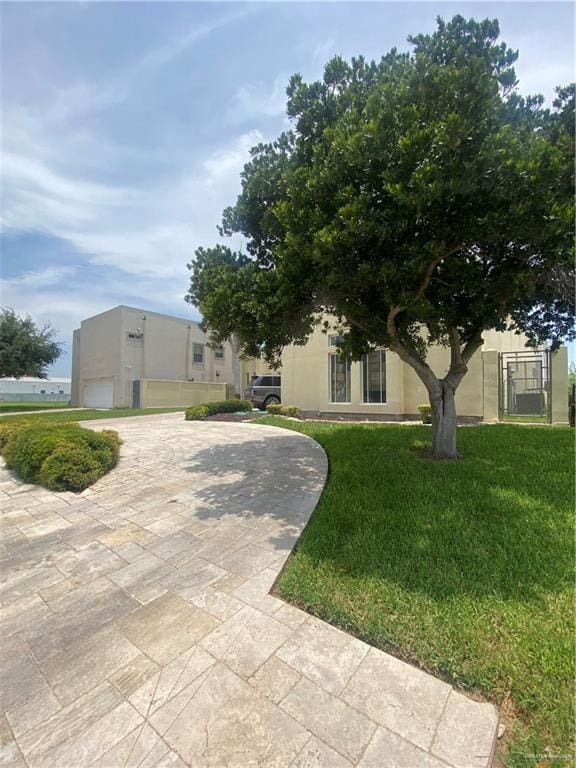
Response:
[[276, 423, 574, 604], [174, 422, 572, 602]]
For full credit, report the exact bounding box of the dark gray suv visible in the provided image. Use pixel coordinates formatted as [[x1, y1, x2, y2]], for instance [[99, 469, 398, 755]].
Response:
[[244, 374, 281, 409]]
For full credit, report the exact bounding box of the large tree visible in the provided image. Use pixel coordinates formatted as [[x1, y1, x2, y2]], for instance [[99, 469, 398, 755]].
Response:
[[187, 16, 575, 458], [0, 309, 62, 379]]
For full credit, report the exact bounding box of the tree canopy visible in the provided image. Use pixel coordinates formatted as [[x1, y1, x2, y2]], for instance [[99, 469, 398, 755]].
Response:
[[187, 15, 575, 457], [0, 309, 62, 379]]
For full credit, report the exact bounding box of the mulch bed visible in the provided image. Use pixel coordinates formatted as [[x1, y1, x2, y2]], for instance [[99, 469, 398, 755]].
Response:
[[204, 412, 261, 422]]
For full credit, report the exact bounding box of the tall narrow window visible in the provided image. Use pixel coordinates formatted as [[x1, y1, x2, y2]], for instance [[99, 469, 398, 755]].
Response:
[[214, 346, 224, 360], [193, 343, 204, 364], [330, 355, 351, 403], [362, 350, 386, 403]]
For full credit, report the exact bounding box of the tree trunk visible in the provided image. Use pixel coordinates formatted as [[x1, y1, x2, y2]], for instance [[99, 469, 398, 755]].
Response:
[[384, 308, 483, 460], [229, 334, 242, 397], [430, 380, 458, 459]]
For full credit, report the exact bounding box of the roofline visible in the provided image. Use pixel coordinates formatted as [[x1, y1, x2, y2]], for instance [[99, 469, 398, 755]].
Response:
[[80, 305, 203, 328], [118, 305, 202, 326]]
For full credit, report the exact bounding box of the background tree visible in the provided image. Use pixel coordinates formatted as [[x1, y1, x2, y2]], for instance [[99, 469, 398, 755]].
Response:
[[187, 16, 575, 458], [0, 309, 62, 379]]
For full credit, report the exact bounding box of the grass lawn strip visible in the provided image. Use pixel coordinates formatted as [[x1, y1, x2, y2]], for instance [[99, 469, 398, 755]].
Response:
[[256, 417, 574, 768], [0, 402, 73, 413], [0, 407, 186, 423]]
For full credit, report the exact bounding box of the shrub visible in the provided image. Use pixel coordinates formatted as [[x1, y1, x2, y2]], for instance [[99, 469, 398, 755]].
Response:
[[39, 442, 102, 492], [417, 404, 432, 424], [0, 419, 34, 450], [185, 405, 209, 421], [3, 423, 81, 482], [185, 399, 253, 421], [266, 404, 302, 418], [1, 421, 120, 491]]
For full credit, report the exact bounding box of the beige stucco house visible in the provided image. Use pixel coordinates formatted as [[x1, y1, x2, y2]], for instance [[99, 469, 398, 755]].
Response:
[[280, 320, 568, 424], [71, 305, 568, 422], [71, 306, 239, 408]]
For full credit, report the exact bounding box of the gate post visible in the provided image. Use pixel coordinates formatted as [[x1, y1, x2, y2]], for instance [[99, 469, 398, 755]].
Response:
[[551, 347, 569, 425], [482, 350, 500, 423]]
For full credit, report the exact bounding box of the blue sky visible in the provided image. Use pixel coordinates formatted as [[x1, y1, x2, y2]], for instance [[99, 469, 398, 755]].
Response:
[[1, 1, 574, 377]]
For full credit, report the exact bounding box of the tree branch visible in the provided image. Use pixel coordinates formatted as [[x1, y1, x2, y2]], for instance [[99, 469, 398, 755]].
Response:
[[461, 331, 484, 364], [416, 243, 464, 300], [445, 327, 484, 389], [386, 305, 440, 393], [447, 325, 463, 372]]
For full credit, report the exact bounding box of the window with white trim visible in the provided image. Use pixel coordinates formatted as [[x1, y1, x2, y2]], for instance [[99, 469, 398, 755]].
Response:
[[329, 334, 346, 347], [362, 350, 386, 403], [330, 354, 351, 403], [193, 343, 204, 364], [214, 346, 224, 360]]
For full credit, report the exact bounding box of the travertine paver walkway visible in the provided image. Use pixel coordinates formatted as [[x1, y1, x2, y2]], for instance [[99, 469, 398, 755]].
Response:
[[0, 413, 498, 768]]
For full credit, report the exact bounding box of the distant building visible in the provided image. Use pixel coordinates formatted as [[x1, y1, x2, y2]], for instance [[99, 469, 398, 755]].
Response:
[[71, 306, 239, 408], [0, 377, 71, 402]]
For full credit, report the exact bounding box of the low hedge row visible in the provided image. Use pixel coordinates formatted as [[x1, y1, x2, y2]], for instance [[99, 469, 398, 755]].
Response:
[[0, 420, 120, 492], [185, 399, 253, 421], [266, 404, 302, 418]]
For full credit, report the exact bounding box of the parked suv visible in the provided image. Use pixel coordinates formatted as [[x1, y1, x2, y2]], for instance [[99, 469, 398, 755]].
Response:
[[244, 374, 281, 410]]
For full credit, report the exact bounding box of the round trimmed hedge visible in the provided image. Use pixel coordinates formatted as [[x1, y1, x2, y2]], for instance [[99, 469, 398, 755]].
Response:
[[39, 442, 103, 492], [0, 421, 120, 492]]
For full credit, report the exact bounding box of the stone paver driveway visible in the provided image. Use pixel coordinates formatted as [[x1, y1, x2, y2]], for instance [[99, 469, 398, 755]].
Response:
[[0, 414, 498, 767]]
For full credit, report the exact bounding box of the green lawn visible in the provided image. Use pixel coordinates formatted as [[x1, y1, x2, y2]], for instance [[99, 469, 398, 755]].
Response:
[[257, 417, 574, 767], [0, 407, 186, 423], [0, 402, 72, 413]]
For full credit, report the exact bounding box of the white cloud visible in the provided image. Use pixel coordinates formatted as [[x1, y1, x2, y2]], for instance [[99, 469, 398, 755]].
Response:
[[313, 38, 335, 63], [1, 151, 134, 231], [0, 284, 113, 349], [1, 108, 261, 279], [230, 76, 289, 122], [38, 5, 254, 126], [2, 266, 79, 290], [514, 61, 572, 104], [134, 6, 252, 79], [203, 130, 262, 181]]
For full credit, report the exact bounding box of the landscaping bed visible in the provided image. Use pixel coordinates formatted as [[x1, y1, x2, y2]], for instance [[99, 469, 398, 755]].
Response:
[[204, 412, 260, 422], [257, 417, 574, 767], [184, 399, 253, 421]]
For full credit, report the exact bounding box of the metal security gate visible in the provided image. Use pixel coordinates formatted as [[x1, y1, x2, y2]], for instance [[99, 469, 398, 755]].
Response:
[[499, 350, 551, 422]]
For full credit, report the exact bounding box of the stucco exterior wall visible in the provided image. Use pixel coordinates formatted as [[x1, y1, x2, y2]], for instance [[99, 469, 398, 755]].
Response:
[[280, 319, 536, 419], [71, 330, 81, 406], [72, 306, 237, 408], [138, 380, 228, 408], [551, 347, 569, 424], [77, 307, 123, 406], [281, 326, 405, 416]]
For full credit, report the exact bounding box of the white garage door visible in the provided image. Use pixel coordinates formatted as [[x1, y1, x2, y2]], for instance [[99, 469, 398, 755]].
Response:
[[84, 381, 113, 408]]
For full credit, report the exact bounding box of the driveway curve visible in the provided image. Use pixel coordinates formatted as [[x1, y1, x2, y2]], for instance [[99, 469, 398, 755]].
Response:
[[0, 413, 497, 767]]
